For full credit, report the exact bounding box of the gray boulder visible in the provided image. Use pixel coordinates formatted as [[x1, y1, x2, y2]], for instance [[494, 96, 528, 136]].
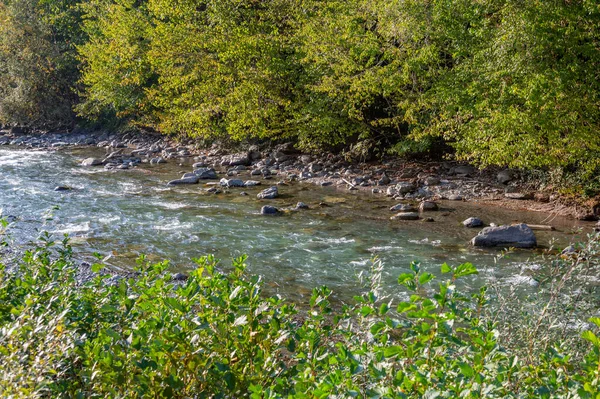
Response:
[[221, 153, 250, 166], [390, 203, 416, 212], [295, 202, 309, 210], [81, 158, 103, 167], [471, 223, 537, 248], [497, 169, 513, 184], [419, 201, 438, 212], [243, 180, 261, 187], [220, 178, 244, 187], [396, 181, 415, 194], [193, 168, 218, 179], [167, 176, 200, 185], [257, 186, 278, 199], [463, 217, 484, 228], [261, 205, 280, 215], [390, 212, 420, 221]]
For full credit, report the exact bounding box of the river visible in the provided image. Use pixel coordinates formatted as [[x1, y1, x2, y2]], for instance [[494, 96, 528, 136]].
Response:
[[0, 146, 593, 302]]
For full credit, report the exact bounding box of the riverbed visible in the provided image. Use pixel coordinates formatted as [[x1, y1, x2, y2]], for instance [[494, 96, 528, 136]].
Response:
[[0, 146, 594, 302]]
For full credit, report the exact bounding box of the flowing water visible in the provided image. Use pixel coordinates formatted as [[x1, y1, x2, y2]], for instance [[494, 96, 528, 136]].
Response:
[[0, 147, 594, 302]]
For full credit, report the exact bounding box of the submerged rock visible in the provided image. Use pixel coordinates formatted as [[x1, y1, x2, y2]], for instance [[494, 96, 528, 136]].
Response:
[[471, 223, 537, 248], [168, 176, 200, 185], [390, 212, 420, 221], [257, 186, 278, 199]]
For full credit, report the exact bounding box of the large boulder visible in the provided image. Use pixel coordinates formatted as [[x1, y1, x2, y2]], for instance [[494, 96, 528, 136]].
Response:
[[471, 223, 537, 248]]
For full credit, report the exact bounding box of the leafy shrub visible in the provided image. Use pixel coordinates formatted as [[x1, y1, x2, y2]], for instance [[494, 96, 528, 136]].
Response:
[[1, 222, 600, 397]]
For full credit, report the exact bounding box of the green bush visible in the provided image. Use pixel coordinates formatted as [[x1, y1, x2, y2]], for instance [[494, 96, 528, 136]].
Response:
[[1, 217, 600, 397]]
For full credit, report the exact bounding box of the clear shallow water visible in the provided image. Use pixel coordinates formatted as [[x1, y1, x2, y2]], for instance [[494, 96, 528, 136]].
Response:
[[0, 147, 594, 302]]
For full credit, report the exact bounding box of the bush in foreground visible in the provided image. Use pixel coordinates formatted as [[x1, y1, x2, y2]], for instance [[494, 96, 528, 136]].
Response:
[[1, 230, 600, 397]]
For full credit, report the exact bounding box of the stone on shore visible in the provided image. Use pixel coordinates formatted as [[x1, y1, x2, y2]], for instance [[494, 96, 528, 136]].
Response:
[[471, 223, 537, 248], [463, 217, 484, 228], [81, 158, 103, 167], [257, 186, 278, 199], [497, 169, 513, 184], [221, 153, 250, 166]]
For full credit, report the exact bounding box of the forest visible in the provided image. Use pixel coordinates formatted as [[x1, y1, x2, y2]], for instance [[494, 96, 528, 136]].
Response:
[[1, 0, 599, 192]]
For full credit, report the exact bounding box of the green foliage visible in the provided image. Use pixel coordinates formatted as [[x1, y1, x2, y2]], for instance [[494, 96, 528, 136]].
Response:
[[1, 223, 600, 397], [2, 0, 600, 189], [0, 0, 83, 128]]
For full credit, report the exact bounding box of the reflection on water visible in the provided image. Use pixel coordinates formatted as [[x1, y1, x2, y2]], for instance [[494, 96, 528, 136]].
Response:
[[0, 147, 593, 302]]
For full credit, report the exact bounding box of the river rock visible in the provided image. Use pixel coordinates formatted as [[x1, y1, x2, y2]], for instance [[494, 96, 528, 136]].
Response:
[[81, 158, 103, 167], [471, 223, 537, 248], [424, 176, 441, 186], [295, 202, 309, 210], [497, 169, 514, 184], [309, 163, 323, 173], [390, 212, 420, 221], [390, 203, 416, 212], [168, 176, 200, 185], [419, 201, 438, 212], [463, 217, 483, 228], [257, 186, 278, 199], [396, 181, 415, 194], [150, 157, 167, 164], [220, 178, 244, 187], [221, 153, 250, 166], [504, 192, 533, 200], [193, 168, 218, 179], [243, 180, 261, 187], [453, 165, 476, 176], [261, 205, 280, 215], [378, 173, 391, 186]]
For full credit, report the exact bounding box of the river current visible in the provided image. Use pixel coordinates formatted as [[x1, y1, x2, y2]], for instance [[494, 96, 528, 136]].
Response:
[[0, 147, 593, 301]]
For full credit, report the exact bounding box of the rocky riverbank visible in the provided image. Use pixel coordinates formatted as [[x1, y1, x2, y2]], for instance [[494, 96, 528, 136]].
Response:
[[1, 127, 598, 223]]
